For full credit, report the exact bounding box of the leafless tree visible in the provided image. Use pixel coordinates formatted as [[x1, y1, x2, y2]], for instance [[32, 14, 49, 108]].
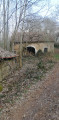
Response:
[[6, 0, 9, 50], [3, 0, 6, 49], [42, 17, 57, 35]]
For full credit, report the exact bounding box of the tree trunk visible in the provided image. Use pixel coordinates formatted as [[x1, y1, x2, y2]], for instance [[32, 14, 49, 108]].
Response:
[[6, 0, 9, 50], [3, 0, 6, 49], [19, 0, 27, 68]]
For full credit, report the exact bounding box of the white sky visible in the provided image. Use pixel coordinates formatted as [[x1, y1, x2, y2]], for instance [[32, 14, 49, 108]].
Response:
[[50, 0, 58, 5], [32, 0, 58, 17]]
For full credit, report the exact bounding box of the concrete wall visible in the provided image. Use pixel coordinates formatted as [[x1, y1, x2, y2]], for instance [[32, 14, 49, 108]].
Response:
[[14, 42, 54, 54]]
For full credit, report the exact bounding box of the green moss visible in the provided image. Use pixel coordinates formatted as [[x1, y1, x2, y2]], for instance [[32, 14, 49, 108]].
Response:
[[0, 84, 3, 92], [37, 61, 45, 69], [54, 54, 59, 60]]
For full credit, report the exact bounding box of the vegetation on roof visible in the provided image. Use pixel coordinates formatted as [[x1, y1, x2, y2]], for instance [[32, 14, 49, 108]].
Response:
[[0, 47, 16, 59]]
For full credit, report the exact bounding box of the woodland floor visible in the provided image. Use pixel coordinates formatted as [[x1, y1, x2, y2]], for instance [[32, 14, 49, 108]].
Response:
[[0, 48, 59, 120]]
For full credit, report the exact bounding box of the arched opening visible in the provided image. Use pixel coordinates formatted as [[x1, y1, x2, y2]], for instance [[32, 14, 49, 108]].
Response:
[[27, 46, 35, 55], [44, 48, 48, 53]]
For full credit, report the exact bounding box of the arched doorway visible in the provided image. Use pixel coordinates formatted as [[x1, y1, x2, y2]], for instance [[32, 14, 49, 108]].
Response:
[[27, 46, 35, 55]]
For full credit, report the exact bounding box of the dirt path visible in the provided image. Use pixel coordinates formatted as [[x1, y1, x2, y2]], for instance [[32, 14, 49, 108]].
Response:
[[0, 62, 59, 120]]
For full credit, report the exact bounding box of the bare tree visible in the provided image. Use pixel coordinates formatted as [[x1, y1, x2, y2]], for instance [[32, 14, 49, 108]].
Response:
[[3, 0, 6, 49], [19, 0, 27, 68], [42, 17, 57, 35], [6, 0, 9, 50]]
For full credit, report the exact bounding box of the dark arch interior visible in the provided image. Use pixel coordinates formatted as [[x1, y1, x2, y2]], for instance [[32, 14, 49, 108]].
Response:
[[27, 47, 35, 55], [44, 48, 48, 53]]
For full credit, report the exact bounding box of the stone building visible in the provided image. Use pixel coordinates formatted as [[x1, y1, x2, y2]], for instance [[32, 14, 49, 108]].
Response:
[[11, 32, 54, 55]]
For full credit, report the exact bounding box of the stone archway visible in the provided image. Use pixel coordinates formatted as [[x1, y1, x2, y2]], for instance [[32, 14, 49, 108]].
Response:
[[26, 46, 35, 55]]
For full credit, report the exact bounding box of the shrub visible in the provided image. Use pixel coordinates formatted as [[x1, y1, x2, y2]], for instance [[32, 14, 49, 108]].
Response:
[[37, 61, 45, 69], [54, 44, 59, 48], [36, 50, 43, 57]]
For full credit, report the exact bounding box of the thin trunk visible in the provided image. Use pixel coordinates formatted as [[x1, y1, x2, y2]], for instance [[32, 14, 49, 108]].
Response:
[[0, 4, 1, 42], [15, 0, 17, 31], [15, 0, 18, 46], [3, 0, 6, 49], [19, 0, 27, 68], [6, 0, 9, 50], [11, 0, 17, 52]]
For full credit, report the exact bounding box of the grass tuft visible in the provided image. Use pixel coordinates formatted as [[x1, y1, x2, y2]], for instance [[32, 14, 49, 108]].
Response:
[[54, 54, 59, 60]]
